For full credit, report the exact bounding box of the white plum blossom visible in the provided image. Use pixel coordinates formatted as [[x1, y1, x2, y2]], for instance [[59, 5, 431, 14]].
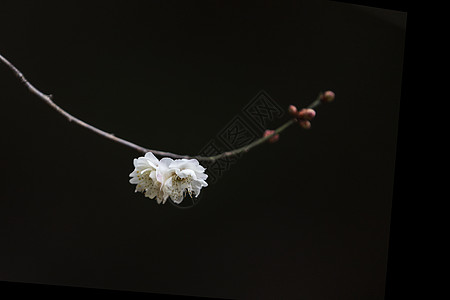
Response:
[[129, 152, 165, 204], [157, 157, 209, 204], [129, 152, 208, 205]]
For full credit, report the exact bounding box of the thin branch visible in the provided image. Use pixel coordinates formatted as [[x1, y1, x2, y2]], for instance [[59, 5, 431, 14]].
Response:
[[1, 53, 326, 162]]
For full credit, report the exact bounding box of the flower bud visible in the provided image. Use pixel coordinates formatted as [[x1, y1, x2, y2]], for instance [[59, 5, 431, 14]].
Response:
[[297, 108, 316, 120], [321, 90, 335, 103], [263, 129, 280, 143], [288, 105, 298, 116], [299, 120, 311, 129]]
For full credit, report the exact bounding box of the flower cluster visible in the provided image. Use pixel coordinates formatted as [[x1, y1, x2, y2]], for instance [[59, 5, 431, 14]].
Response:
[[129, 152, 208, 204], [288, 105, 317, 129], [287, 91, 335, 129]]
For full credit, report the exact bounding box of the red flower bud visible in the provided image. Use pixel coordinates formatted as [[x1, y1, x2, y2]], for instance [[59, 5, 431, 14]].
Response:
[[321, 90, 335, 103], [299, 120, 311, 129], [288, 105, 298, 116], [263, 129, 280, 143], [297, 108, 316, 120]]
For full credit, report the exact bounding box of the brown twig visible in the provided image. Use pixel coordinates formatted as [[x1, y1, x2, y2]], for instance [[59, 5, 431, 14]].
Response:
[[0, 53, 328, 162]]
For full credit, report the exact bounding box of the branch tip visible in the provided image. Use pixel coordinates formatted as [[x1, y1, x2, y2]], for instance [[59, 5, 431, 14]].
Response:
[[0, 52, 335, 162]]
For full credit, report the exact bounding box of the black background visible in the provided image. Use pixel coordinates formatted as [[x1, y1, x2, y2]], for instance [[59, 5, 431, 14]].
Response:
[[0, 0, 407, 299]]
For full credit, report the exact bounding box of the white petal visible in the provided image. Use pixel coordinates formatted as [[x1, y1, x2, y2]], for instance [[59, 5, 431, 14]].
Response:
[[192, 165, 206, 173], [176, 169, 196, 179], [129, 177, 140, 184], [162, 192, 170, 204], [164, 176, 173, 188], [140, 167, 154, 175], [145, 186, 158, 199], [144, 152, 159, 168], [195, 172, 208, 181], [134, 157, 151, 168], [195, 178, 208, 187], [156, 159, 176, 184], [159, 157, 174, 168], [191, 179, 207, 195], [170, 159, 202, 170], [169, 159, 188, 169]]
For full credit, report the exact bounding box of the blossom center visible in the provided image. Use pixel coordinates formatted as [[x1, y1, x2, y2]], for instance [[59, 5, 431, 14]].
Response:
[[135, 170, 154, 191]]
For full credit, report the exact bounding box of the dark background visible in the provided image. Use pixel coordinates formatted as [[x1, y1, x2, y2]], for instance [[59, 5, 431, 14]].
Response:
[[0, 1, 407, 299]]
